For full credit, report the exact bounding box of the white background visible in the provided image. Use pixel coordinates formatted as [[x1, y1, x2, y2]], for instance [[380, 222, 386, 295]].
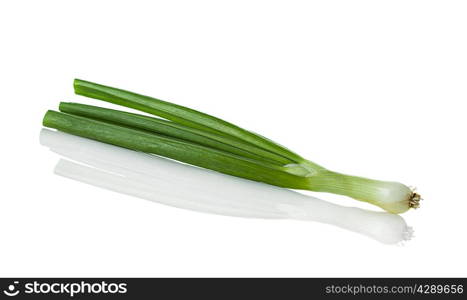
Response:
[[1, 0, 466, 277]]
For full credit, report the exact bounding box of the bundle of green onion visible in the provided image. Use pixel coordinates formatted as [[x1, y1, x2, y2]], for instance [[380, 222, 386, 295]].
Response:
[[43, 79, 420, 214]]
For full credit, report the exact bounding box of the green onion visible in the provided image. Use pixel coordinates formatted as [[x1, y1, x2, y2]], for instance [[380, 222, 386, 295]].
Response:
[[42, 79, 421, 214]]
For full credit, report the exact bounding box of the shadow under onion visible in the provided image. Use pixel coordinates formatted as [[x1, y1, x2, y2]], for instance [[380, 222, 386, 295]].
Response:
[[40, 129, 413, 244]]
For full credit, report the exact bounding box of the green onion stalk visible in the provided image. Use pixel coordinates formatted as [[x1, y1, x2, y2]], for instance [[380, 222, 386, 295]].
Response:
[[42, 79, 421, 214]]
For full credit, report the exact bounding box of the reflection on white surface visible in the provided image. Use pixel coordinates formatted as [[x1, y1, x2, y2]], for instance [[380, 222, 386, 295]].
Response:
[[40, 129, 412, 244]]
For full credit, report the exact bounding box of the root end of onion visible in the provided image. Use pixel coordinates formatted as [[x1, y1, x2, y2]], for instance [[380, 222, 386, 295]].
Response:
[[409, 192, 421, 209]]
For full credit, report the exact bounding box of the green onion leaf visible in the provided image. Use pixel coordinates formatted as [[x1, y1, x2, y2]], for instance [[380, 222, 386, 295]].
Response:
[[42, 110, 312, 190], [74, 79, 304, 164], [59, 102, 291, 166]]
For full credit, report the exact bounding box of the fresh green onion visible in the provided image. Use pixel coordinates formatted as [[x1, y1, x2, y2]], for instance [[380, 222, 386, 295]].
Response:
[[43, 79, 421, 214]]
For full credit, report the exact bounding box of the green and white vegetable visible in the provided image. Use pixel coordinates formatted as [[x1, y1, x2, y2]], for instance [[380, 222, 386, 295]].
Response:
[[42, 79, 421, 214]]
